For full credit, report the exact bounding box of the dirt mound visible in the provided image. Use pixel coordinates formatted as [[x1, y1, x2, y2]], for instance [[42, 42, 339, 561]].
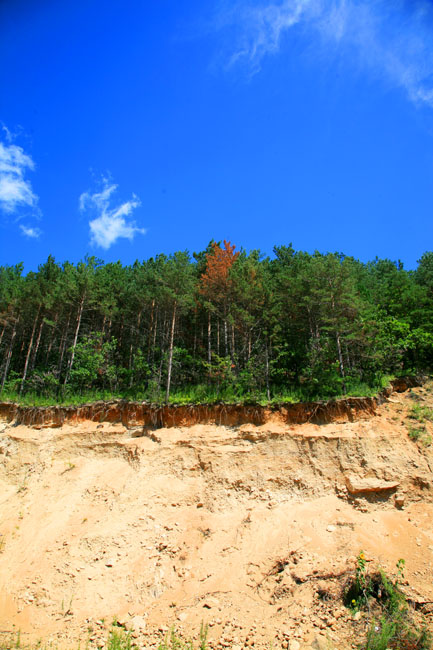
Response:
[[0, 380, 432, 649]]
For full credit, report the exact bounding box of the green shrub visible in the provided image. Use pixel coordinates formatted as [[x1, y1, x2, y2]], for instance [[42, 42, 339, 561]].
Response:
[[344, 554, 432, 650]]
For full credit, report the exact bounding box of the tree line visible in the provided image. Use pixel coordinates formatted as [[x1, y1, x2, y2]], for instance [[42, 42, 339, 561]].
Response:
[[1, 242, 432, 403]]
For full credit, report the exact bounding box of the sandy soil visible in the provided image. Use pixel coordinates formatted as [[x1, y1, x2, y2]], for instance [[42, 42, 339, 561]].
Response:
[[0, 385, 433, 649]]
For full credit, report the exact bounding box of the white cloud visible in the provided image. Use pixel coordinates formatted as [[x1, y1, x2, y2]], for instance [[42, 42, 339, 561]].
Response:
[[0, 139, 39, 213], [2, 125, 13, 143], [80, 178, 146, 249], [220, 0, 433, 108], [224, 0, 315, 70], [20, 224, 42, 239]]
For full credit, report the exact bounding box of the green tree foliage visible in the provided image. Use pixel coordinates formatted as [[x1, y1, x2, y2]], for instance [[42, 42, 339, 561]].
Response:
[[0, 246, 432, 403]]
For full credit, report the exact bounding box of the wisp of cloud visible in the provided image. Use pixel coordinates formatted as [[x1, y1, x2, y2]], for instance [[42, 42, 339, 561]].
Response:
[[220, 0, 433, 108], [80, 178, 146, 250], [0, 138, 38, 214], [20, 224, 42, 239]]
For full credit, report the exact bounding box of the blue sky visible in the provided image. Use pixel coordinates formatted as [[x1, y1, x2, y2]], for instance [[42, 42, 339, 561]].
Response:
[[1, 0, 433, 270]]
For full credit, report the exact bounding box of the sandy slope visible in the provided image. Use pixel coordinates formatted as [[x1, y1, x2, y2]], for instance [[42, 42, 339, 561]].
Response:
[[0, 386, 433, 649]]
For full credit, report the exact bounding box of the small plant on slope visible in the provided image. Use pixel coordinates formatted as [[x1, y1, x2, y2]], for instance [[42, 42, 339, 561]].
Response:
[[106, 627, 133, 650], [158, 624, 208, 650], [344, 554, 432, 650]]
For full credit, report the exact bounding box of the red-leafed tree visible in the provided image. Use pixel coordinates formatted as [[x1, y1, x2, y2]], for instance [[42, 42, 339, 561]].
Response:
[[200, 240, 239, 300], [199, 240, 239, 362]]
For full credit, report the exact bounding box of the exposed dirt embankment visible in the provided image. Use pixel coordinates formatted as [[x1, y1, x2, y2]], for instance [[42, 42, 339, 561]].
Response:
[[0, 377, 420, 429], [0, 377, 432, 650]]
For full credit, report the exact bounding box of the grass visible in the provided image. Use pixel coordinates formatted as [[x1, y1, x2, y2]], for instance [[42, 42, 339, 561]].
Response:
[[0, 390, 127, 408], [0, 374, 398, 408], [408, 403, 433, 423], [106, 628, 133, 650], [344, 554, 432, 650], [158, 624, 208, 650], [408, 425, 432, 446], [0, 625, 209, 650], [365, 616, 432, 650], [365, 617, 397, 650], [406, 403, 433, 446]]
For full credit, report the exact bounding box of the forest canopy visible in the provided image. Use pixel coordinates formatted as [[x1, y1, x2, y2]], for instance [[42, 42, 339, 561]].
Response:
[[1, 242, 432, 405]]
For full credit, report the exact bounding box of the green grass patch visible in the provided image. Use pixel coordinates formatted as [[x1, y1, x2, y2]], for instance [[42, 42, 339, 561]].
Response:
[[106, 627, 133, 650], [408, 424, 432, 447], [408, 403, 433, 423], [344, 554, 432, 650], [0, 374, 398, 408]]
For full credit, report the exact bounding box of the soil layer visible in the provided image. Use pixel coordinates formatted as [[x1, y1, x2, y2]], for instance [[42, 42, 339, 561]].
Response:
[[0, 379, 432, 649]]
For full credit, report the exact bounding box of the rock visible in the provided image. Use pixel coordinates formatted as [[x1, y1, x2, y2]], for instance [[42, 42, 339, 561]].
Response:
[[105, 559, 115, 567], [395, 494, 405, 508], [326, 525, 336, 533], [203, 596, 220, 609], [130, 615, 147, 631], [311, 635, 328, 650], [353, 611, 361, 621], [345, 475, 399, 494], [290, 641, 301, 650], [177, 612, 188, 622]]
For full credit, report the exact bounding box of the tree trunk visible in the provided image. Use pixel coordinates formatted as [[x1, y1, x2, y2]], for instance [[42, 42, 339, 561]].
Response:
[[265, 341, 271, 402], [307, 307, 321, 354], [165, 301, 177, 402], [224, 319, 228, 357], [101, 315, 106, 338], [45, 313, 58, 362], [207, 311, 212, 364], [335, 330, 346, 392], [29, 318, 44, 372], [64, 295, 85, 386], [58, 312, 71, 376], [20, 306, 41, 394], [118, 315, 124, 351], [151, 307, 158, 364], [147, 299, 155, 362], [129, 309, 142, 388], [231, 324, 235, 364], [135, 309, 142, 347], [344, 344, 351, 373], [330, 293, 346, 392], [157, 312, 167, 388], [1, 317, 19, 391]]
